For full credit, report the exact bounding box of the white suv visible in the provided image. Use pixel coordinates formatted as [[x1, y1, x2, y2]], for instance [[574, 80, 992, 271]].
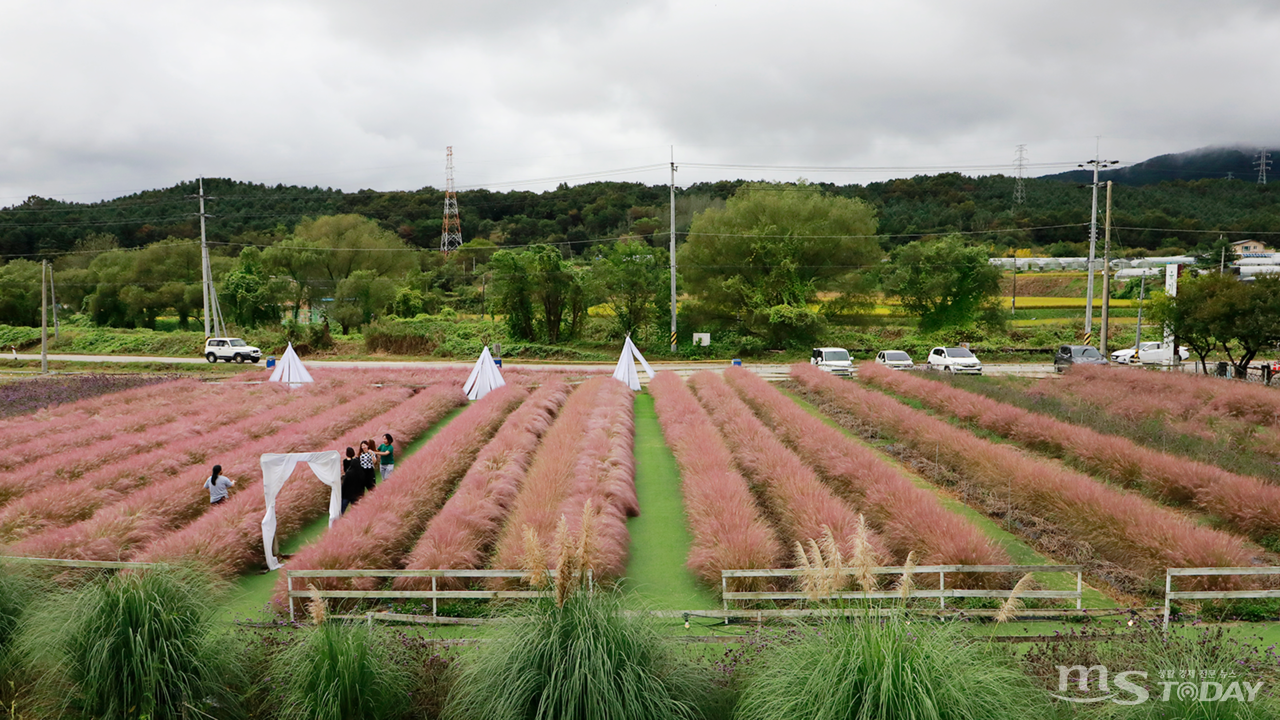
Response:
[[204, 337, 262, 364], [810, 347, 854, 376], [926, 346, 982, 375]]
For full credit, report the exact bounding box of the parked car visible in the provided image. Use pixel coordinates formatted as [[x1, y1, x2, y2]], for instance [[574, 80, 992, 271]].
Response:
[[1054, 345, 1108, 373], [926, 346, 982, 375], [810, 347, 854, 376], [874, 350, 915, 370], [1112, 341, 1189, 365], [204, 337, 262, 364]]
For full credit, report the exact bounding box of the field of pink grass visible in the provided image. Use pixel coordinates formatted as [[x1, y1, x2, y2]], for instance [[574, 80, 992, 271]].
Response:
[[860, 362, 1280, 545], [7, 384, 409, 563], [689, 371, 889, 565], [724, 367, 1006, 568], [648, 372, 783, 585], [793, 363, 1255, 582], [0, 378, 202, 456], [0, 379, 359, 544], [137, 381, 469, 577], [271, 384, 529, 607], [396, 382, 571, 589]]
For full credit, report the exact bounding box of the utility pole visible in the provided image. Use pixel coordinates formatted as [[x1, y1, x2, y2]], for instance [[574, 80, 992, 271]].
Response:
[[48, 266, 58, 342], [1011, 259, 1017, 316], [1134, 275, 1146, 350], [1100, 181, 1112, 355], [1257, 149, 1272, 185], [1013, 144, 1027, 205], [669, 147, 678, 353], [41, 260, 48, 374], [1078, 147, 1119, 338], [196, 178, 212, 338]]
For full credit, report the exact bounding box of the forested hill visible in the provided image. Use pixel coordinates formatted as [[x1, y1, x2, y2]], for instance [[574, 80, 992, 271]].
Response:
[[3, 169, 1279, 262], [1042, 146, 1280, 186]]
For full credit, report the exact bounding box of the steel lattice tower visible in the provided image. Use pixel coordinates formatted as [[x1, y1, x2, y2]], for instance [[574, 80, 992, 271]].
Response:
[[441, 146, 462, 252], [1257, 149, 1272, 186], [1013, 144, 1028, 205]]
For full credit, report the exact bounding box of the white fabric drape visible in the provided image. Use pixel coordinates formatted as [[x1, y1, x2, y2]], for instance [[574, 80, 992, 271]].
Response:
[[611, 336, 654, 391], [260, 451, 341, 570], [268, 343, 313, 388], [463, 346, 506, 400]]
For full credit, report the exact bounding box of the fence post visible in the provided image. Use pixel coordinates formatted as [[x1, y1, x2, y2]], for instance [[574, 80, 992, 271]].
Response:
[[1163, 571, 1172, 632], [721, 574, 728, 613], [287, 573, 295, 624], [939, 571, 946, 610], [1076, 571, 1083, 610], [432, 576, 438, 618]]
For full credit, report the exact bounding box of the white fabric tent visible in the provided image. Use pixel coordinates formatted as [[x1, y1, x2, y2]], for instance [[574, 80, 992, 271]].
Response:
[[611, 336, 654, 391], [260, 451, 341, 570], [268, 342, 313, 388], [463, 346, 506, 401]]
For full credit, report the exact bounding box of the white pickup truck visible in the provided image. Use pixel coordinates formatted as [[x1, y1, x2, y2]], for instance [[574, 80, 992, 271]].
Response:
[[1111, 341, 1189, 365]]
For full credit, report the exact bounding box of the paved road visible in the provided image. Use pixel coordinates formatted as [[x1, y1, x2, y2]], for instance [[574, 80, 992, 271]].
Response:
[[10, 353, 1057, 380]]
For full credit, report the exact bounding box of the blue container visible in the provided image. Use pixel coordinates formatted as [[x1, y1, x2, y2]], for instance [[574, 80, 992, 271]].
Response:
[[732, 359, 742, 367], [266, 356, 276, 369], [494, 358, 502, 368]]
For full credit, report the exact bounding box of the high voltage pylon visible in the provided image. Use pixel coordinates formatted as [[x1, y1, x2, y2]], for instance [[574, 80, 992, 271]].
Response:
[[1257, 149, 1272, 186], [441, 147, 462, 252], [1013, 144, 1028, 205]]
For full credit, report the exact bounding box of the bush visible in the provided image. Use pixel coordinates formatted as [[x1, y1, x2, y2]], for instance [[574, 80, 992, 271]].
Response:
[[273, 620, 412, 720], [737, 613, 1049, 720], [444, 592, 712, 720], [18, 566, 243, 720]]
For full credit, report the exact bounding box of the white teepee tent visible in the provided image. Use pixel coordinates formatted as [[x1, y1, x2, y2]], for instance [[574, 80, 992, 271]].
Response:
[[268, 342, 313, 388], [611, 336, 653, 391], [463, 346, 506, 400]]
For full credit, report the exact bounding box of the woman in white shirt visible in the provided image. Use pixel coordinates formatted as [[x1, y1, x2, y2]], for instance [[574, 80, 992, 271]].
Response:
[[204, 464, 235, 505]]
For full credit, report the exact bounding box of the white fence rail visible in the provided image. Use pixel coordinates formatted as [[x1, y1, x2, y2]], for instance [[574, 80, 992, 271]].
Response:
[[1164, 567, 1280, 630]]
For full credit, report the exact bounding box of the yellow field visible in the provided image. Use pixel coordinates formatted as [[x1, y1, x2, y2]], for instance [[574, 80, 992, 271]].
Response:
[[1004, 297, 1135, 309]]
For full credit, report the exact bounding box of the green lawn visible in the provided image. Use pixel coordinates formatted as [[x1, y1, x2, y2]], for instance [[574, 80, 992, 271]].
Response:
[[622, 392, 719, 611], [222, 406, 467, 621]]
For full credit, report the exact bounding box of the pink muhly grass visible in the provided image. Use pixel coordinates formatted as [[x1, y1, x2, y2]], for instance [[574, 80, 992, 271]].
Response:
[[0, 378, 358, 544], [7, 384, 412, 563], [271, 384, 529, 607], [723, 366, 1007, 568], [397, 382, 571, 589], [647, 372, 783, 585], [860, 362, 1280, 546], [489, 379, 610, 571], [136, 382, 469, 578], [793, 363, 1255, 582], [688, 371, 890, 566], [1050, 364, 1280, 428]]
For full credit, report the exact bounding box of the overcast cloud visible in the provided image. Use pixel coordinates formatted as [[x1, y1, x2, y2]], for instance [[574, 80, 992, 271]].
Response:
[[2, 0, 1279, 204]]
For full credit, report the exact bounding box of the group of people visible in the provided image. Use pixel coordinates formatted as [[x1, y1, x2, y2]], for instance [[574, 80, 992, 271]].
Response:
[[341, 433, 395, 513], [200, 434, 397, 513]]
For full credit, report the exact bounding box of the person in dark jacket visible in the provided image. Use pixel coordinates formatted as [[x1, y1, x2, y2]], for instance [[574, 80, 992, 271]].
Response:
[[341, 447, 361, 514]]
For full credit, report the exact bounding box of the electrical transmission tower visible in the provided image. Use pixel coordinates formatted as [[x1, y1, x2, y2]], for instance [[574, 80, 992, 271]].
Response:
[[1256, 149, 1272, 185], [1013, 144, 1028, 205], [441, 146, 462, 252]]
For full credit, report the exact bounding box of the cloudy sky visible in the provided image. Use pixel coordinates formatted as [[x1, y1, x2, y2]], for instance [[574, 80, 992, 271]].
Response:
[[2, 0, 1278, 205]]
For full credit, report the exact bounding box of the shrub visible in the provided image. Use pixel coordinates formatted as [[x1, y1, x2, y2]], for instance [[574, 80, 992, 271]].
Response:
[[398, 381, 571, 585], [0, 561, 39, 655], [0, 373, 179, 420], [272, 620, 412, 720], [18, 566, 243, 720], [689, 371, 889, 564], [274, 384, 529, 608], [793, 363, 1254, 585], [0, 375, 190, 452], [724, 366, 1007, 568], [647, 372, 783, 585], [737, 613, 1050, 720], [138, 381, 467, 577], [860, 362, 1280, 547], [444, 592, 710, 720]]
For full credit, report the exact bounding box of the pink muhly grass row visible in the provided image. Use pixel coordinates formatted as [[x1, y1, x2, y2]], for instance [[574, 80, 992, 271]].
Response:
[[137, 382, 469, 578], [793, 363, 1255, 580], [7, 384, 410, 562], [723, 366, 1007, 568], [648, 372, 783, 585], [860, 362, 1280, 545], [544, 378, 638, 581], [0, 382, 296, 510], [0, 378, 359, 544], [0, 378, 205, 459], [489, 379, 608, 570], [689, 371, 890, 565], [1051, 365, 1280, 428], [271, 384, 530, 606], [396, 381, 572, 588]]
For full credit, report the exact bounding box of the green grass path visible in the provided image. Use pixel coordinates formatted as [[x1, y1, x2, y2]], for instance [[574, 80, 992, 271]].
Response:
[[622, 392, 719, 611], [780, 388, 1116, 609], [223, 406, 467, 621]]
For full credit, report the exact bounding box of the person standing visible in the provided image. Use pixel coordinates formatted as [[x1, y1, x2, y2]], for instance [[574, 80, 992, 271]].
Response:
[[341, 447, 361, 514], [204, 464, 234, 505], [375, 433, 395, 480], [358, 441, 377, 494]]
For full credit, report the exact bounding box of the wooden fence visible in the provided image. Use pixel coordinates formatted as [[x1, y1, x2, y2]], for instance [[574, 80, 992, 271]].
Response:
[[1164, 567, 1280, 630]]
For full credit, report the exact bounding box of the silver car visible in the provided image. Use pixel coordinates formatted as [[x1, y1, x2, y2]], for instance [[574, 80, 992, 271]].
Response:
[[874, 350, 914, 370]]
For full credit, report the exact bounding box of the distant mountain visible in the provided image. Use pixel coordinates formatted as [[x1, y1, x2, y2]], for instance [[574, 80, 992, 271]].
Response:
[[1041, 145, 1279, 186]]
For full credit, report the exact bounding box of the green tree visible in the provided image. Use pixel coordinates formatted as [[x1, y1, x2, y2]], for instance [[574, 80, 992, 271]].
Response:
[[880, 235, 1004, 333], [220, 247, 284, 329], [0, 260, 42, 326], [489, 250, 536, 340], [330, 270, 397, 334], [1152, 273, 1280, 375], [677, 182, 879, 341], [591, 240, 668, 339]]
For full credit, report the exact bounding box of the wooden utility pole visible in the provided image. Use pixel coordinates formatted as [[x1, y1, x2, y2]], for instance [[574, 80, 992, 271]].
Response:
[[41, 260, 48, 374], [1100, 181, 1113, 355]]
